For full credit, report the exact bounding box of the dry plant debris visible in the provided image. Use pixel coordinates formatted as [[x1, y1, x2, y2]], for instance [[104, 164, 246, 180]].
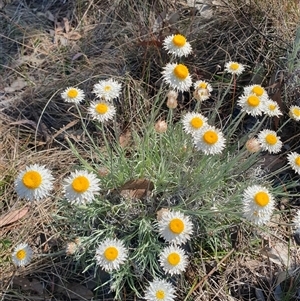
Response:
[[1, 0, 300, 300]]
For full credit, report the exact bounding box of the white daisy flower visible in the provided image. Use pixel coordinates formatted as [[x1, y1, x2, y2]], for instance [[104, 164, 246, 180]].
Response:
[[15, 164, 54, 201], [287, 152, 300, 175], [63, 170, 100, 205], [88, 101, 116, 122], [12, 243, 33, 267], [159, 245, 188, 275], [257, 129, 282, 154], [162, 63, 192, 92], [243, 84, 268, 100], [224, 61, 245, 75], [242, 185, 275, 225], [289, 105, 300, 121], [182, 112, 208, 135], [237, 94, 265, 116], [144, 279, 176, 301], [158, 210, 193, 245], [263, 99, 282, 117], [163, 34, 192, 57], [61, 87, 85, 104], [293, 210, 300, 228], [93, 79, 122, 101], [95, 238, 128, 272], [193, 126, 226, 155]]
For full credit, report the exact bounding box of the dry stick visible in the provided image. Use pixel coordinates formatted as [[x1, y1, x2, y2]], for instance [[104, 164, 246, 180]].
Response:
[[184, 248, 235, 301]]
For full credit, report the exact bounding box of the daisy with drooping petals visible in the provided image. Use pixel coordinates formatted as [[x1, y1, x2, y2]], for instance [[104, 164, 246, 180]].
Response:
[[63, 170, 100, 205], [15, 164, 54, 201], [263, 99, 282, 117], [93, 79, 122, 101], [12, 243, 33, 267], [144, 279, 176, 301], [95, 238, 128, 272], [287, 152, 300, 175], [289, 105, 300, 121], [182, 112, 208, 135], [237, 93, 265, 116], [193, 80, 213, 102], [257, 129, 282, 154], [243, 84, 268, 100], [193, 80, 213, 92], [157, 210, 193, 245], [193, 126, 226, 155], [193, 87, 211, 102], [242, 185, 275, 225], [61, 87, 85, 104], [224, 61, 245, 76], [162, 63, 192, 92], [159, 245, 188, 275], [163, 34, 192, 57], [88, 101, 116, 122]]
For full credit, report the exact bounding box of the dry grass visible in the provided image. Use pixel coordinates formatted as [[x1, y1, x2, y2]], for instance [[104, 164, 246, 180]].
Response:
[[1, 0, 300, 300]]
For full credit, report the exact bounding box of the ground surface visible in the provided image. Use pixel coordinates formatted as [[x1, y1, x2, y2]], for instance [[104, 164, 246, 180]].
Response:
[[1, 0, 300, 300]]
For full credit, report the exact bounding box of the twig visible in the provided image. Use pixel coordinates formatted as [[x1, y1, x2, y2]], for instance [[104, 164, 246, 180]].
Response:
[[184, 248, 235, 301]]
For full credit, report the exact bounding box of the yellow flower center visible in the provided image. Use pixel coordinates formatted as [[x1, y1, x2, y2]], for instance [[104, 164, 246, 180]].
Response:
[[251, 86, 264, 96], [268, 104, 276, 111], [156, 290, 165, 299], [95, 103, 108, 114], [254, 191, 270, 207], [229, 62, 239, 70], [71, 176, 90, 193], [173, 64, 189, 80], [169, 218, 184, 234], [22, 171, 42, 189], [247, 95, 260, 107], [198, 82, 207, 89], [265, 133, 277, 145], [104, 85, 111, 91], [16, 249, 26, 260], [203, 130, 218, 145], [292, 107, 300, 117], [104, 246, 119, 261], [67, 89, 78, 98], [172, 34, 186, 47], [167, 252, 180, 266], [190, 117, 203, 129], [295, 156, 300, 166]]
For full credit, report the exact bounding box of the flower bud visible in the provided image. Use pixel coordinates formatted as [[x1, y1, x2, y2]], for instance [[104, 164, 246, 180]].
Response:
[[154, 120, 168, 133], [245, 137, 261, 153]]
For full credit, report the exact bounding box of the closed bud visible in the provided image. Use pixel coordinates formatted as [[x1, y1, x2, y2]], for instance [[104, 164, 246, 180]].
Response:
[[245, 137, 261, 153], [154, 120, 168, 133]]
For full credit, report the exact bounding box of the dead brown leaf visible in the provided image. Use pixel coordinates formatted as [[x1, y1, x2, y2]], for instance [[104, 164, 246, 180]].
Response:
[[119, 130, 131, 148], [65, 31, 82, 41], [0, 207, 29, 227], [260, 242, 290, 267], [4, 77, 28, 93], [120, 178, 154, 199]]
